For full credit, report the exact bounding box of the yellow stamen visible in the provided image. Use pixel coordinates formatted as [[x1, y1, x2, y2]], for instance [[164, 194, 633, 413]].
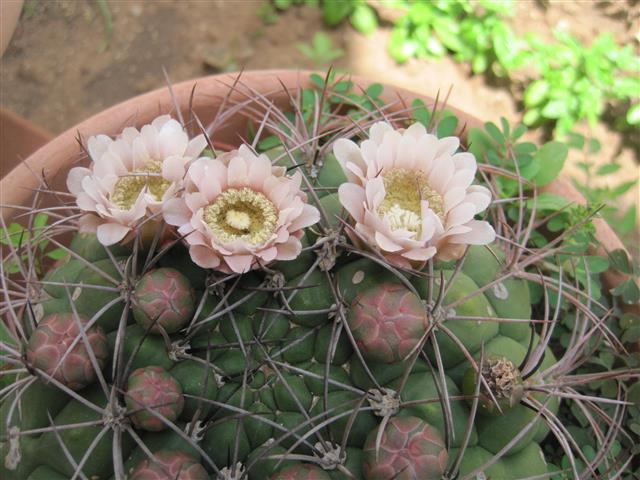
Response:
[[377, 168, 444, 234], [203, 187, 277, 245], [111, 160, 169, 211]]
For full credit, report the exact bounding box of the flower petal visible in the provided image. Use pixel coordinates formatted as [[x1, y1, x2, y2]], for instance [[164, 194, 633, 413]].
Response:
[[449, 220, 496, 245], [163, 198, 191, 226], [96, 223, 131, 246], [190, 245, 221, 269], [224, 254, 255, 274], [338, 183, 366, 223], [66, 167, 91, 195]]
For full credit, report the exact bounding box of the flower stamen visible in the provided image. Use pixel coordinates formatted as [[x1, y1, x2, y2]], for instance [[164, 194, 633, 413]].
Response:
[[203, 187, 277, 245], [111, 160, 169, 210], [377, 168, 444, 234]]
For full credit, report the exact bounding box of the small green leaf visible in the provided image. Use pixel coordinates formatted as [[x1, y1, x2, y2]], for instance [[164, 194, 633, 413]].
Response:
[[365, 83, 383, 99], [484, 121, 504, 145], [627, 103, 640, 125], [526, 192, 571, 211], [350, 4, 377, 35], [566, 132, 585, 150], [596, 163, 621, 176], [524, 80, 549, 107], [522, 108, 540, 126], [533, 141, 568, 186], [322, 0, 353, 26], [611, 280, 640, 305], [541, 99, 569, 119], [437, 115, 459, 138], [608, 249, 632, 274], [310, 73, 325, 89], [257, 135, 281, 152], [588, 138, 601, 154]]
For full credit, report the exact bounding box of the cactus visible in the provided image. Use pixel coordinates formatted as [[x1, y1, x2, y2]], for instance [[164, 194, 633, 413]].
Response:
[[26, 313, 109, 390], [125, 366, 185, 431], [0, 76, 634, 480], [362, 415, 448, 479], [129, 450, 209, 479], [133, 268, 196, 334], [347, 283, 428, 364]]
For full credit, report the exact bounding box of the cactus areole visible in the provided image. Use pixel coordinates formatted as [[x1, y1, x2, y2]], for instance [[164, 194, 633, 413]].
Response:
[[0, 78, 633, 480]]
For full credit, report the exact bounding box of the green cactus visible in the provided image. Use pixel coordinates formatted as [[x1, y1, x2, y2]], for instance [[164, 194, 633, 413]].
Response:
[[0, 78, 632, 480]]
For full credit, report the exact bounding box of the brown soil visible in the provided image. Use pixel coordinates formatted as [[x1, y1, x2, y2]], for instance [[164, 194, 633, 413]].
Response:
[[1, 0, 638, 243]]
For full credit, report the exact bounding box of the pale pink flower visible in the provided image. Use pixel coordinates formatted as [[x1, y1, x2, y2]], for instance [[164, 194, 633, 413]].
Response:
[[66, 115, 207, 246], [335, 121, 495, 267], [162, 145, 320, 274]]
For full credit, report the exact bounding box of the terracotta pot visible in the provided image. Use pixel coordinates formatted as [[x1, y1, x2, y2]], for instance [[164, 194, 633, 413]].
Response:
[[0, 70, 633, 309]]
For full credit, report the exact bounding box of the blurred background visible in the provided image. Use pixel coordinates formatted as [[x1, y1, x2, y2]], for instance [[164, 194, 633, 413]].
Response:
[[1, 0, 638, 252]]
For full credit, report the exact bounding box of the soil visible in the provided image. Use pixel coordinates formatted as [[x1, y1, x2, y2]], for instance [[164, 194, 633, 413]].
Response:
[[1, 0, 638, 245]]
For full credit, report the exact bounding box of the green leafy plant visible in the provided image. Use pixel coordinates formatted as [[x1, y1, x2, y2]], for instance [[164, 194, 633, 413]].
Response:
[[522, 31, 640, 136], [297, 31, 344, 66], [388, 0, 520, 73], [565, 131, 638, 247], [1, 214, 66, 275]]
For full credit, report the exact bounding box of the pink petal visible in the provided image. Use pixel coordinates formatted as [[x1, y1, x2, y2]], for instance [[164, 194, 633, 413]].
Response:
[[158, 127, 188, 159], [185, 192, 209, 213], [67, 167, 91, 195], [369, 122, 393, 144], [93, 151, 124, 178], [248, 153, 274, 191], [338, 183, 366, 222], [445, 169, 475, 192], [447, 202, 476, 227], [333, 139, 365, 183], [140, 124, 160, 160], [185, 134, 208, 159], [396, 134, 417, 170], [162, 155, 187, 182], [453, 152, 477, 173], [436, 136, 460, 157], [96, 223, 131, 246], [288, 204, 321, 232], [189, 245, 221, 269], [131, 137, 151, 170], [428, 156, 455, 193], [443, 187, 466, 212], [401, 246, 437, 261], [276, 237, 301, 260], [464, 185, 492, 214], [227, 155, 249, 187], [257, 246, 278, 263], [151, 115, 172, 130], [224, 254, 255, 273], [415, 134, 439, 174], [163, 198, 191, 226], [87, 135, 111, 162], [405, 122, 427, 139], [449, 220, 495, 245], [365, 178, 385, 209], [375, 231, 403, 252], [76, 193, 98, 212]]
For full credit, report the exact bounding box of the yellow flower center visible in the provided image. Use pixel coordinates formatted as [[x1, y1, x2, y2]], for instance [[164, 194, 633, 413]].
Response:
[[111, 160, 170, 211], [377, 168, 444, 234], [203, 187, 277, 245]]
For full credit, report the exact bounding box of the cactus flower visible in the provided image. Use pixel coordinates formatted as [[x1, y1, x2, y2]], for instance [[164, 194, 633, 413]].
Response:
[[162, 145, 320, 273], [66, 115, 207, 246], [334, 121, 495, 266]]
